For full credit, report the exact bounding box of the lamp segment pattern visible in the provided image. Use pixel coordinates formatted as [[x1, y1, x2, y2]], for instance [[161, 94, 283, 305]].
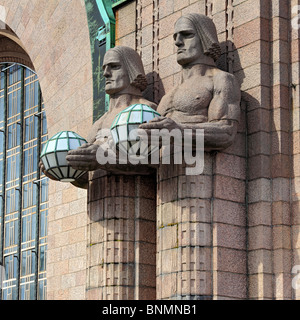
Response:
[[110, 104, 160, 159], [40, 131, 87, 182], [0, 64, 48, 300]]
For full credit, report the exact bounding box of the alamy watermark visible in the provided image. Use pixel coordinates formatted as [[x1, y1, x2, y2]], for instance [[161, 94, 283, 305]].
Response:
[[96, 128, 205, 176]]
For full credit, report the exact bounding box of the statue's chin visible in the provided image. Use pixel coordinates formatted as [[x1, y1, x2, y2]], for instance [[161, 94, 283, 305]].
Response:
[[105, 87, 124, 95], [177, 53, 215, 67], [176, 55, 197, 67], [176, 57, 188, 66]]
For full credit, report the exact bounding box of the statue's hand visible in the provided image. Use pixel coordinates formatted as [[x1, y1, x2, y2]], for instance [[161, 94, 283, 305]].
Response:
[[39, 160, 59, 181], [139, 116, 180, 131], [66, 143, 100, 171], [138, 116, 182, 144]]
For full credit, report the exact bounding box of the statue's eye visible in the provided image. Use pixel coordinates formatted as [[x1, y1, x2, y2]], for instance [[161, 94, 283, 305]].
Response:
[[174, 31, 195, 41], [183, 32, 194, 38], [111, 64, 121, 70]]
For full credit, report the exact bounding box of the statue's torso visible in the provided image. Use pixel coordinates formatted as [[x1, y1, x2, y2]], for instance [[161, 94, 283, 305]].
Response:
[[157, 74, 214, 124]]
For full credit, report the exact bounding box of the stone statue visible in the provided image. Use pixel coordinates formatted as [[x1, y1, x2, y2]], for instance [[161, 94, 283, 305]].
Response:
[[64, 46, 157, 299], [140, 13, 241, 151], [39, 14, 242, 300], [65, 45, 157, 179], [147, 14, 241, 300], [40, 46, 157, 186]]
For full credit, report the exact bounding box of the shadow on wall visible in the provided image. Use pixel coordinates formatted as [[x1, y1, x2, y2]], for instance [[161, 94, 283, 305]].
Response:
[[143, 71, 165, 106], [220, 41, 287, 299]]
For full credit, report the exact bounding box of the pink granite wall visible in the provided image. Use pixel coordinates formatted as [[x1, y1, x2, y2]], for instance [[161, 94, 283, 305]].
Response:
[[0, 0, 93, 299]]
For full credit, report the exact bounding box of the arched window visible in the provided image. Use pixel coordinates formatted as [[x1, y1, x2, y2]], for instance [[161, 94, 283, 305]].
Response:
[[0, 63, 48, 300]]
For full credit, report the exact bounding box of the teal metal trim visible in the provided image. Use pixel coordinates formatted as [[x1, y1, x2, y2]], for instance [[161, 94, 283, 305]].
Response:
[[95, 0, 115, 113], [111, 0, 131, 8], [84, 0, 116, 122], [96, 0, 115, 50]]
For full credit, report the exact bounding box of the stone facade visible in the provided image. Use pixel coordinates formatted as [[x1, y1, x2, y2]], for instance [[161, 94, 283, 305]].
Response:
[[115, 0, 300, 300], [86, 171, 156, 300], [0, 0, 93, 300], [0, 0, 299, 300]]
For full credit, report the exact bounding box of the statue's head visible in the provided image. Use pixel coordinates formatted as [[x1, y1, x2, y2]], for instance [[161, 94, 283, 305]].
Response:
[[174, 13, 221, 66], [103, 46, 147, 96]]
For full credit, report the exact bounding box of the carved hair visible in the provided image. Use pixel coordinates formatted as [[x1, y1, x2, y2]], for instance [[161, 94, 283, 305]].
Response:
[[108, 46, 148, 92], [183, 13, 222, 62]]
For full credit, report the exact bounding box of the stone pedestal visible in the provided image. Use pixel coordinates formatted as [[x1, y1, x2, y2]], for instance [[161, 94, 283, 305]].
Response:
[[156, 153, 247, 300], [156, 155, 213, 299], [86, 170, 156, 300]]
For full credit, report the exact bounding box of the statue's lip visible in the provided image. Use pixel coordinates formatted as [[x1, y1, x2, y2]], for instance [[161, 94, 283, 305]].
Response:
[[177, 49, 186, 53]]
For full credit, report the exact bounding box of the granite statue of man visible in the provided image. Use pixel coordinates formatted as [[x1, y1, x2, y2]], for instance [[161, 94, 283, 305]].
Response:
[[40, 46, 157, 185], [39, 14, 242, 300], [66, 45, 157, 180], [140, 13, 241, 151], [41, 46, 158, 299], [137, 13, 241, 300]]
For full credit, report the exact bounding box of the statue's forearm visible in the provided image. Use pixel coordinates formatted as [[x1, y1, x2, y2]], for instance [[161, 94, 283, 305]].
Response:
[[181, 120, 238, 151]]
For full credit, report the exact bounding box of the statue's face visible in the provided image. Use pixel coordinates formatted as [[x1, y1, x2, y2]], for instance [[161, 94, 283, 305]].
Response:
[[103, 51, 131, 95], [174, 17, 203, 66]]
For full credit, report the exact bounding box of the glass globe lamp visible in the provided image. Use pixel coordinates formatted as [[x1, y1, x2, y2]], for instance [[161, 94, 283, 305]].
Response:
[[110, 104, 161, 159], [40, 131, 87, 182]]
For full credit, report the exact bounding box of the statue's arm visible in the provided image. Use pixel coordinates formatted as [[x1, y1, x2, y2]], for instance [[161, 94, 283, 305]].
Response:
[[208, 71, 241, 124], [66, 140, 156, 177], [182, 72, 241, 151], [69, 117, 104, 189]]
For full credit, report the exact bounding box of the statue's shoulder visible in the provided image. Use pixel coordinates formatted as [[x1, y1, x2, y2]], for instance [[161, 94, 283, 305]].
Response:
[[213, 69, 240, 96], [139, 98, 158, 110], [160, 84, 180, 101], [87, 112, 108, 143], [213, 69, 239, 87]]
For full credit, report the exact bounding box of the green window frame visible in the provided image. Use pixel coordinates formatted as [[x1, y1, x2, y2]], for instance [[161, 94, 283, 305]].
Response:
[[0, 63, 48, 300], [85, 0, 125, 122]]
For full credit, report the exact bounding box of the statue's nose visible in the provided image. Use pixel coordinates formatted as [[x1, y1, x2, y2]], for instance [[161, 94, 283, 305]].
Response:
[[175, 34, 184, 47], [103, 66, 111, 77]]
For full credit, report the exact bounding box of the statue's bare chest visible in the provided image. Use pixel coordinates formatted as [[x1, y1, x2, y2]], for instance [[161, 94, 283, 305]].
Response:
[[159, 76, 214, 116]]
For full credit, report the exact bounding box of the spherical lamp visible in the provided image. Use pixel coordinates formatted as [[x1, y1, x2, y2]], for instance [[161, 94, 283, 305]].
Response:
[[110, 104, 161, 160], [40, 131, 87, 182]]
